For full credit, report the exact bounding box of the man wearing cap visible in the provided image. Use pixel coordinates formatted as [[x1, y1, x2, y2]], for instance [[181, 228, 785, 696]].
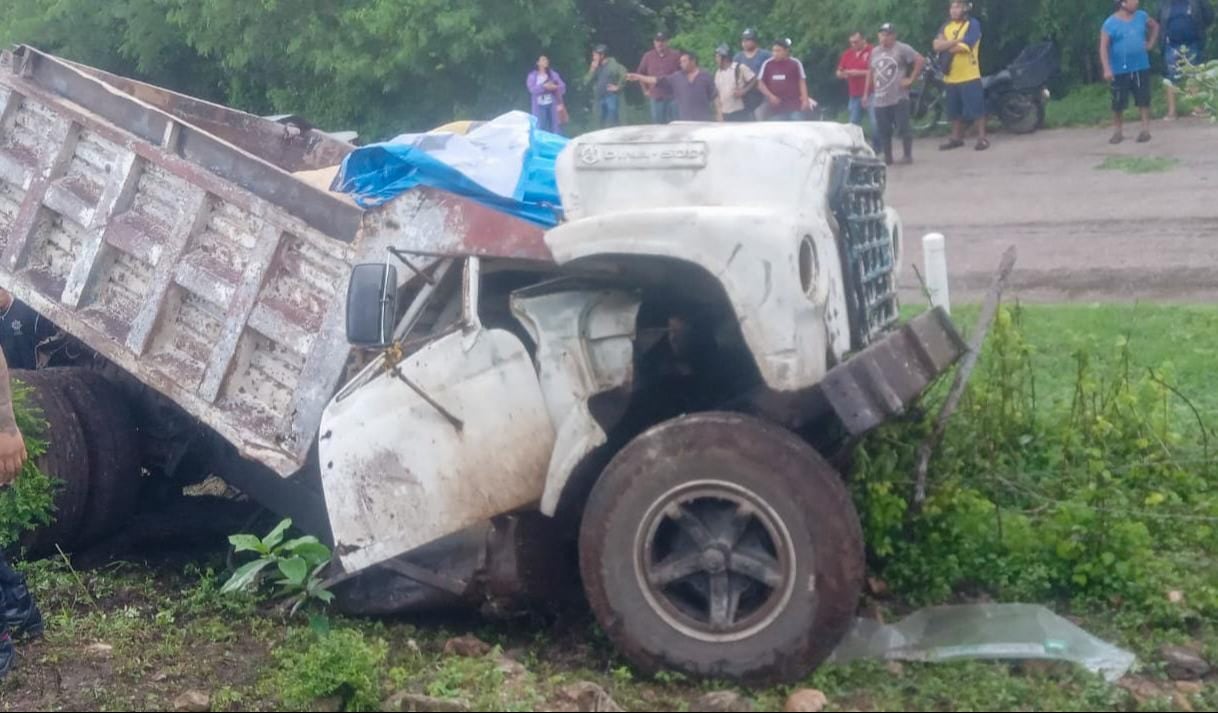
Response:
[[586, 44, 627, 128], [837, 32, 877, 132], [758, 39, 816, 121], [637, 32, 683, 123], [934, 0, 989, 150], [865, 23, 925, 164], [714, 44, 758, 122], [628, 50, 720, 122], [735, 29, 772, 118]]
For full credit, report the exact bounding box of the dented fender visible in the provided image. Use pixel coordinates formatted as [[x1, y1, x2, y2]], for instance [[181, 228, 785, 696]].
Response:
[[510, 285, 642, 516], [544, 207, 832, 393]]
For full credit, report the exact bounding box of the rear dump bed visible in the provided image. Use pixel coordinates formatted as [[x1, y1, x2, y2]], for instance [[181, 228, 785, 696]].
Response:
[[0, 46, 547, 477]]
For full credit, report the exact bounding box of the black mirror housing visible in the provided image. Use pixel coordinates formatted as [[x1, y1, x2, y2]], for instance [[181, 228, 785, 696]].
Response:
[[346, 263, 399, 347]]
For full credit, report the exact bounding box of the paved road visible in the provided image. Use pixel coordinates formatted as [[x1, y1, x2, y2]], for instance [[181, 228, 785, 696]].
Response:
[[885, 120, 1218, 303]]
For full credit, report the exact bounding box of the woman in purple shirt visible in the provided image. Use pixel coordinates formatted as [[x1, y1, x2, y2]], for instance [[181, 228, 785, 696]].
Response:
[[527, 56, 567, 135]]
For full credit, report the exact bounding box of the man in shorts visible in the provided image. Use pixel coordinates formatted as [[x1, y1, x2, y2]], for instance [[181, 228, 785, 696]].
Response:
[[934, 1, 989, 151], [1101, 0, 1161, 143]]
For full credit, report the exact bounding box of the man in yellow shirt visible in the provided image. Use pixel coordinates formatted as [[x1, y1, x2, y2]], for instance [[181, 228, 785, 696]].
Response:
[[934, 1, 989, 151]]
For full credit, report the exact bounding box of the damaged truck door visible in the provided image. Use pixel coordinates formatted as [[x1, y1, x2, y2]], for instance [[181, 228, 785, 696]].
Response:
[[319, 258, 555, 573]]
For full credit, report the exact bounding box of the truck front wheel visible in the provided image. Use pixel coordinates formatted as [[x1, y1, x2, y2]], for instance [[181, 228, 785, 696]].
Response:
[[578, 412, 864, 684]]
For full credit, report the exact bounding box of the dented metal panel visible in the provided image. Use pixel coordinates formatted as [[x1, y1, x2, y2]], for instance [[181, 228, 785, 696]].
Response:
[[317, 328, 556, 573], [820, 307, 966, 436], [510, 284, 641, 516]]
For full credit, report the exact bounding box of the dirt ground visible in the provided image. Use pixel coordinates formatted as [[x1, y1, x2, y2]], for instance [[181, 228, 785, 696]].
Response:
[[888, 120, 1218, 303]]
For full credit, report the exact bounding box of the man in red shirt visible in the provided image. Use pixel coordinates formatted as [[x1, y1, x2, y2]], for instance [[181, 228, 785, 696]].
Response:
[[759, 39, 816, 121], [636, 32, 683, 124], [837, 31, 876, 132]]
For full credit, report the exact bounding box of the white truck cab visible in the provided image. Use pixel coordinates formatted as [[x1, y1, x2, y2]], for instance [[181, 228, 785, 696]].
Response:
[[320, 122, 958, 683]]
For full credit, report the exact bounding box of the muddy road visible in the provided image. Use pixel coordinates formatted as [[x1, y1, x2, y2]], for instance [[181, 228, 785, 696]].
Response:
[[888, 121, 1218, 303]]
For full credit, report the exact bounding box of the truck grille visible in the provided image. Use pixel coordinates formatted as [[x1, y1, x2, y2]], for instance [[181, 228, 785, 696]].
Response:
[[829, 155, 899, 349]]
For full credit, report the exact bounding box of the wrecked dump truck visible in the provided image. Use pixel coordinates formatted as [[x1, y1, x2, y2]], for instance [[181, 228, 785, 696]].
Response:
[[0, 45, 966, 683]]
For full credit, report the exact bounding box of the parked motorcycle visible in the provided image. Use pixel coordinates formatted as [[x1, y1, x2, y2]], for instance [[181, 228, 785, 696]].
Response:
[[910, 41, 1058, 134]]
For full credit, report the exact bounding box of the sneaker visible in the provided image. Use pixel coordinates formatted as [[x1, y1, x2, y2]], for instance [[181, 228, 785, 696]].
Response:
[[1109, 132, 1124, 145], [3, 579, 44, 642]]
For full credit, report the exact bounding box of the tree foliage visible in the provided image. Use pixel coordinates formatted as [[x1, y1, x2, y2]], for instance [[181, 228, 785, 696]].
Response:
[[3, 0, 1216, 139]]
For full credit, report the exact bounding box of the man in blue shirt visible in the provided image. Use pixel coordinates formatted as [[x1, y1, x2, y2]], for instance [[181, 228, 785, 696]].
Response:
[[1101, 0, 1161, 144], [1160, 0, 1215, 119]]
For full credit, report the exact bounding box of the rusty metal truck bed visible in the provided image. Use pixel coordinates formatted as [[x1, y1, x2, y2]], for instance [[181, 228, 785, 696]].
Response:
[[0, 46, 547, 476]]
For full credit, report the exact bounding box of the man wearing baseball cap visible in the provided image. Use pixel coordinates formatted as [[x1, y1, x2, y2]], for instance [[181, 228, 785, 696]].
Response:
[[735, 28, 772, 117], [758, 38, 816, 121], [715, 44, 758, 121], [637, 32, 682, 123], [586, 44, 627, 128], [865, 23, 925, 164]]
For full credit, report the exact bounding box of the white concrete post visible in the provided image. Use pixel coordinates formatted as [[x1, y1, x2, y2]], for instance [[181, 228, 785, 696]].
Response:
[[922, 233, 951, 315]]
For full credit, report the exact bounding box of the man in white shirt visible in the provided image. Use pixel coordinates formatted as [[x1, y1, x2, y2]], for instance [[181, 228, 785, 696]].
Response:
[[714, 44, 758, 122]]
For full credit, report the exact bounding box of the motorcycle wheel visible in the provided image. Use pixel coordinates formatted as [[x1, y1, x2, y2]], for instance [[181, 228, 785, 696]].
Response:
[[910, 82, 944, 133], [998, 92, 1040, 135]]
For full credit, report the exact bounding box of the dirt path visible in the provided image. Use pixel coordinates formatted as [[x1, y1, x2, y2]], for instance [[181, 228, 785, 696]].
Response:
[[887, 120, 1218, 303]]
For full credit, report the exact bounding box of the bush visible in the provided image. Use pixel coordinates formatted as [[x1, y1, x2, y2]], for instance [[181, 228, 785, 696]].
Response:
[[270, 628, 388, 712], [0, 382, 57, 548], [853, 307, 1218, 626]]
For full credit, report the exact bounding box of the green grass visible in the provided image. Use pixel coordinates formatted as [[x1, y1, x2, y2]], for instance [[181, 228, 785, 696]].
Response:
[[5, 304, 1218, 711], [1096, 155, 1181, 174], [1043, 82, 1171, 129], [940, 303, 1218, 416]]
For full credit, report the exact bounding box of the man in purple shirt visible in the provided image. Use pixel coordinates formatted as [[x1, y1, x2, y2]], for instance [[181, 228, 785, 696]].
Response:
[[637, 32, 683, 123], [628, 51, 720, 122]]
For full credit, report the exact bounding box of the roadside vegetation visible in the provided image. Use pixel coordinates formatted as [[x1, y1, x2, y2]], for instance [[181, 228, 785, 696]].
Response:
[[2, 304, 1216, 711]]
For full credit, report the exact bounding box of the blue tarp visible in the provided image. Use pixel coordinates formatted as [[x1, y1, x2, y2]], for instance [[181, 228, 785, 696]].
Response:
[[332, 111, 569, 228]]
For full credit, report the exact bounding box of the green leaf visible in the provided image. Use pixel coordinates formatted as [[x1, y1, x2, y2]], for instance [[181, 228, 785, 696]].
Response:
[[314, 590, 335, 604], [277, 556, 308, 586], [229, 534, 267, 555], [282, 535, 320, 552], [221, 559, 271, 594], [287, 541, 332, 567], [262, 518, 293, 552], [309, 614, 331, 635]]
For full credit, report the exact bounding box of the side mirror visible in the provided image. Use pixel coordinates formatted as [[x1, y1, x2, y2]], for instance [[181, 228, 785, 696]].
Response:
[[346, 263, 399, 347]]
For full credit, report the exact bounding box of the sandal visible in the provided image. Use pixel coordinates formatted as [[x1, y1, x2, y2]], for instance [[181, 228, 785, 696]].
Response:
[[1137, 131, 1151, 143], [1109, 132, 1124, 145], [939, 139, 965, 151], [974, 138, 991, 151]]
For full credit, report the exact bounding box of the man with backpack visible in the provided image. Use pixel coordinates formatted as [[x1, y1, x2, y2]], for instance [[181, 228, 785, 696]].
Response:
[[1160, 0, 1215, 119], [735, 28, 772, 118], [934, 0, 990, 151], [715, 44, 758, 121]]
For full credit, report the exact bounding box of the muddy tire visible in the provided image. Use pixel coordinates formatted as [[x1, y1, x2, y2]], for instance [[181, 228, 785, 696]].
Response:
[[12, 370, 92, 554], [57, 369, 142, 542], [578, 412, 864, 685]]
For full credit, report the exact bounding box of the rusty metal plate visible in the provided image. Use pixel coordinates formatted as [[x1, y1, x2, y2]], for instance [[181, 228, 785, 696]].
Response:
[[820, 307, 966, 436]]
